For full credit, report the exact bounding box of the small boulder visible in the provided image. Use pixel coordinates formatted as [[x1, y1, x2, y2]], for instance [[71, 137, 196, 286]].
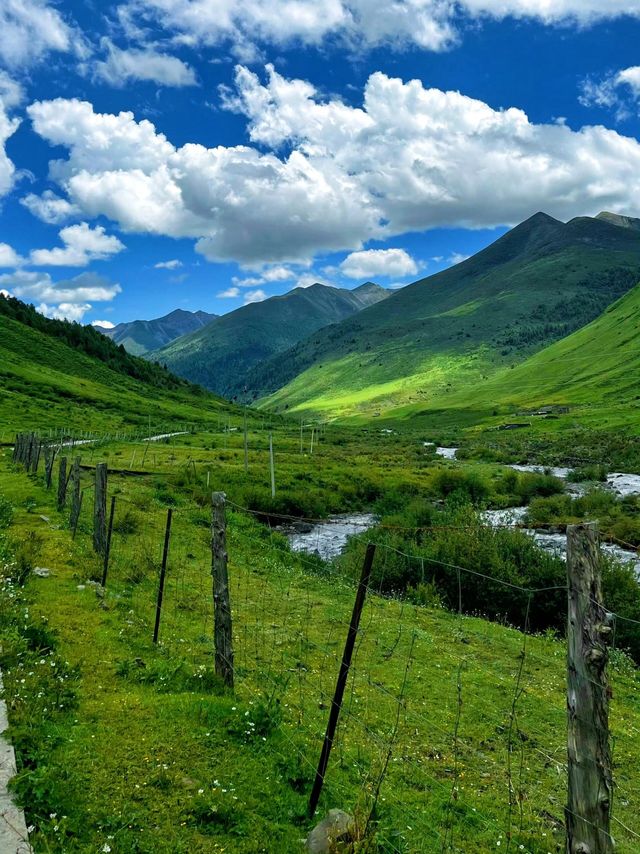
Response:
[[306, 809, 355, 854], [33, 567, 52, 578]]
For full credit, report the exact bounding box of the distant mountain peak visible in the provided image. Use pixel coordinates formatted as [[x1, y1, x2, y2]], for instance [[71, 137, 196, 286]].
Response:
[[95, 308, 216, 355], [596, 211, 640, 232]]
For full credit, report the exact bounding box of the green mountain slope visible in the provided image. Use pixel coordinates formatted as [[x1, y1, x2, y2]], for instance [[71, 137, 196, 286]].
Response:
[[0, 296, 231, 434], [151, 282, 388, 398], [96, 309, 216, 356], [254, 213, 640, 419], [432, 278, 640, 427]]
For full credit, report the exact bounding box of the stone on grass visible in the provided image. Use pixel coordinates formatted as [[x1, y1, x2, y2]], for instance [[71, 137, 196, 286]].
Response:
[[306, 809, 355, 853], [33, 567, 51, 578]]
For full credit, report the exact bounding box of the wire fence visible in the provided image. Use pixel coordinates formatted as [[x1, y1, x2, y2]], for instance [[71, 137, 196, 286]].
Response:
[[7, 442, 640, 853]]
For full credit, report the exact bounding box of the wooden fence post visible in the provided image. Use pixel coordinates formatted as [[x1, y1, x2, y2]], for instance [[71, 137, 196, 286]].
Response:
[[93, 463, 107, 555], [57, 457, 68, 510], [269, 433, 276, 498], [32, 438, 42, 474], [69, 458, 81, 530], [211, 492, 234, 689], [244, 408, 249, 474], [309, 543, 377, 816], [44, 444, 56, 489], [101, 496, 116, 587], [566, 522, 614, 854], [153, 508, 173, 644]]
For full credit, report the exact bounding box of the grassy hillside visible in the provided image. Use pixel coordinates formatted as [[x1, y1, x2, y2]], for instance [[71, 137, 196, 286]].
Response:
[[97, 309, 216, 356], [152, 282, 388, 399], [423, 278, 640, 428], [2, 444, 639, 853], [254, 214, 640, 419], [0, 297, 236, 434]]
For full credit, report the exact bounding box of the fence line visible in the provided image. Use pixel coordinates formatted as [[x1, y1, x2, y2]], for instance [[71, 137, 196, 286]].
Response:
[[6, 440, 640, 852]]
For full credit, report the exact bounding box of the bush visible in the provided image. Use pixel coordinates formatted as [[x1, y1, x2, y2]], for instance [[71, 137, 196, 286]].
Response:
[[515, 472, 565, 503], [568, 464, 608, 482], [431, 469, 490, 505]]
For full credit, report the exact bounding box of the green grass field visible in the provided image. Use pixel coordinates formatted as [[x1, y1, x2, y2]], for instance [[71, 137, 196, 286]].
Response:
[[2, 431, 640, 853]]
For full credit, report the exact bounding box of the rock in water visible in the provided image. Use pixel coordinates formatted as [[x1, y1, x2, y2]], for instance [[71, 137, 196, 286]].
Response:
[[306, 809, 355, 853]]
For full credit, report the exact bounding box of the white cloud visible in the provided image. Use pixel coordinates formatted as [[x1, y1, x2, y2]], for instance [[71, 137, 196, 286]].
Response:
[[119, 1, 640, 57], [340, 248, 418, 279], [89, 38, 198, 88], [218, 286, 240, 298], [92, 319, 115, 328], [581, 66, 640, 120], [448, 251, 471, 266], [0, 72, 22, 199], [30, 223, 125, 267], [20, 190, 80, 225], [39, 302, 92, 322], [0, 270, 121, 322], [154, 258, 182, 269], [0, 0, 83, 69], [28, 67, 640, 267], [0, 243, 23, 268], [232, 265, 295, 287], [296, 273, 322, 288], [617, 67, 640, 99], [244, 288, 267, 304]]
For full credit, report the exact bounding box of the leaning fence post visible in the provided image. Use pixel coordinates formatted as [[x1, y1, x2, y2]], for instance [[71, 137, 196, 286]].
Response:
[[93, 463, 107, 555], [309, 542, 377, 816], [243, 407, 249, 474], [69, 458, 81, 530], [153, 508, 173, 644], [101, 496, 116, 587], [211, 492, 234, 689], [57, 457, 68, 510], [269, 433, 276, 498], [566, 522, 614, 854]]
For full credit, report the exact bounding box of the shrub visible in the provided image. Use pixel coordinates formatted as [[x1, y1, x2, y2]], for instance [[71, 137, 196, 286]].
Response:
[[431, 469, 490, 505]]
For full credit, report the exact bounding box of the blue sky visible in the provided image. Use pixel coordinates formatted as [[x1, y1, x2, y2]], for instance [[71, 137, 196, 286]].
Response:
[[0, 1, 640, 326]]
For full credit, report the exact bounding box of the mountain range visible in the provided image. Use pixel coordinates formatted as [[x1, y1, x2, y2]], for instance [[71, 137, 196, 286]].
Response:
[[150, 281, 388, 398], [251, 212, 640, 418], [95, 308, 217, 356]]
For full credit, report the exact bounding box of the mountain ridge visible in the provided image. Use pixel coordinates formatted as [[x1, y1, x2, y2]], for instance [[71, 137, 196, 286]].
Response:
[[151, 281, 389, 398], [95, 308, 217, 356], [251, 212, 640, 418]]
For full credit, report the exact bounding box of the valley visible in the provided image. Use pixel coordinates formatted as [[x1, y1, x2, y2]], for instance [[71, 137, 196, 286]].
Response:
[[2, 208, 640, 854]]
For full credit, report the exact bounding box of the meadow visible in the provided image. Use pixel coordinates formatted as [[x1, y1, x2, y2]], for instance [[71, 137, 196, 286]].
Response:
[[1, 421, 640, 853]]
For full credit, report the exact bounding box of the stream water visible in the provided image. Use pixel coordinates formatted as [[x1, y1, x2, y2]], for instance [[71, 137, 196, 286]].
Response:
[[287, 513, 376, 561]]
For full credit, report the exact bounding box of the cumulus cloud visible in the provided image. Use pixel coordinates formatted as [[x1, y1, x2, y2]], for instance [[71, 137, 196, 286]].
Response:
[[244, 288, 267, 304], [89, 38, 197, 88], [20, 190, 81, 225], [296, 274, 323, 288], [92, 319, 115, 328], [218, 286, 240, 298], [580, 66, 640, 120], [0, 270, 121, 322], [154, 258, 182, 269], [448, 251, 471, 266], [30, 223, 125, 267], [119, 0, 640, 57], [27, 66, 640, 267], [340, 248, 418, 279], [0, 71, 22, 199], [232, 265, 295, 287], [0, 243, 23, 268], [0, 0, 84, 69]]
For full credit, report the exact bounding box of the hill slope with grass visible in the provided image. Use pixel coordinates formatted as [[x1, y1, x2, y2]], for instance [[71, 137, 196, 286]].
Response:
[[151, 282, 388, 398], [0, 295, 234, 434], [429, 277, 640, 428], [95, 308, 217, 355], [252, 213, 640, 419]]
